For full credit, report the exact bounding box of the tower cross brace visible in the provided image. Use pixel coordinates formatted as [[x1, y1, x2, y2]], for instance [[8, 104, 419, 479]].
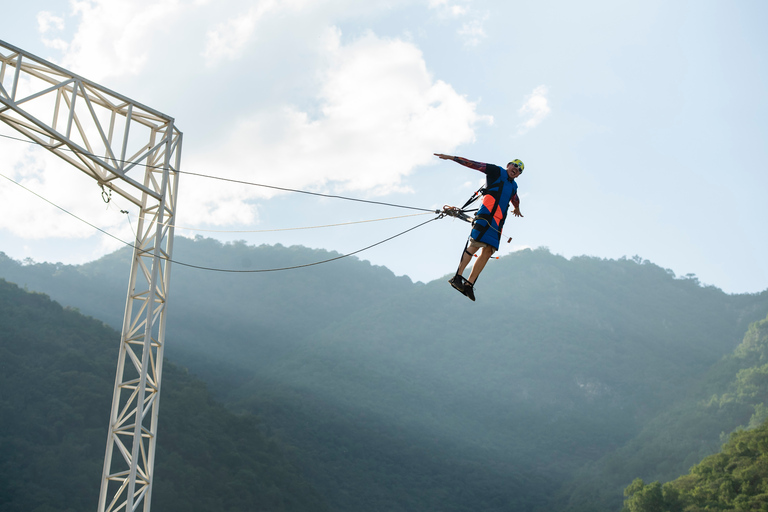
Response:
[[0, 39, 181, 512]]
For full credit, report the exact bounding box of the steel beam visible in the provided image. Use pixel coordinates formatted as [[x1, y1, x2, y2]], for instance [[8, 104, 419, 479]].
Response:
[[0, 40, 181, 512]]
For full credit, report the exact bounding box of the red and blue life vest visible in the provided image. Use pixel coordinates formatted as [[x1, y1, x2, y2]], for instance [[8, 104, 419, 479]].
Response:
[[470, 164, 518, 250]]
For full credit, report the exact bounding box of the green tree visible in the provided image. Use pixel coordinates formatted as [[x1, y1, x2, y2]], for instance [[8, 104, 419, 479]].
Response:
[[623, 479, 682, 512]]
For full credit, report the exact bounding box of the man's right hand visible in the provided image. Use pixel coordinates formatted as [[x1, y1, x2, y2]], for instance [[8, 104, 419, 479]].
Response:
[[434, 153, 452, 160]]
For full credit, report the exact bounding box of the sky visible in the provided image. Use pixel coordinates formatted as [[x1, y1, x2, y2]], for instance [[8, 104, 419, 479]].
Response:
[[0, 0, 766, 294]]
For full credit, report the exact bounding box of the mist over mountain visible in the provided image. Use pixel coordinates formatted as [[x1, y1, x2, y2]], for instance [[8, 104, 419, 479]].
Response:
[[0, 278, 328, 512], [2, 238, 767, 511]]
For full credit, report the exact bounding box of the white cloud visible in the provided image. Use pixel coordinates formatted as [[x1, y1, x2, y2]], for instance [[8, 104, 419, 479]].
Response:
[[202, 0, 277, 65], [184, 29, 490, 225], [0, 144, 136, 248], [37, 11, 65, 33], [517, 85, 551, 135], [44, 0, 401, 79], [58, 0, 190, 81], [451, 5, 469, 16], [202, 0, 328, 65], [428, 0, 485, 46], [458, 16, 487, 47], [429, 0, 465, 13], [37, 11, 69, 52], [3, 2, 489, 238]]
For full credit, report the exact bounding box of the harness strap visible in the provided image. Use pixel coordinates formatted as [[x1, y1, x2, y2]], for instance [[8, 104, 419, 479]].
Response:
[[471, 213, 493, 240], [456, 239, 471, 276], [461, 185, 486, 210]]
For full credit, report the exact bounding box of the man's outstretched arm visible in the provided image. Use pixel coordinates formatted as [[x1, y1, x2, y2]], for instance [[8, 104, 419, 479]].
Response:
[[434, 153, 487, 173]]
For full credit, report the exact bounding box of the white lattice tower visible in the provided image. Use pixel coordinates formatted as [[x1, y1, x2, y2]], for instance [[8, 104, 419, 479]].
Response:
[[0, 40, 181, 512]]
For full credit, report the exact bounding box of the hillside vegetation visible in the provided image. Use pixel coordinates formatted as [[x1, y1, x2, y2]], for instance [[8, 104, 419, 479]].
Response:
[[561, 312, 768, 511], [2, 239, 767, 511], [0, 278, 327, 512], [621, 313, 768, 512]]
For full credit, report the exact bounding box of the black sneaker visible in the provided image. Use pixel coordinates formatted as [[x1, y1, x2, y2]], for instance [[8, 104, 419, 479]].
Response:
[[464, 281, 476, 301], [449, 274, 465, 294]]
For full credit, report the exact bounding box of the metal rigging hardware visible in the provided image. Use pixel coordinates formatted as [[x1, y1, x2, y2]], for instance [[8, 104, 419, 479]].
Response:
[[0, 40, 181, 512]]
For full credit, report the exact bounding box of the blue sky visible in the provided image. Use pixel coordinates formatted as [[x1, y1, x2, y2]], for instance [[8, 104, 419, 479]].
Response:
[[1, 0, 766, 293]]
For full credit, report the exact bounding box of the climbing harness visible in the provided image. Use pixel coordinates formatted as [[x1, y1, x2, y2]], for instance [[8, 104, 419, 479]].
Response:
[[437, 185, 512, 244], [437, 184, 484, 222], [440, 184, 515, 292]]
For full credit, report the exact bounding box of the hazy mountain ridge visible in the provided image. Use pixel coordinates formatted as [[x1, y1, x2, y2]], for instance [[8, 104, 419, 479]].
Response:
[[228, 248, 768, 510], [2, 239, 768, 511], [0, 278, 328, 512]]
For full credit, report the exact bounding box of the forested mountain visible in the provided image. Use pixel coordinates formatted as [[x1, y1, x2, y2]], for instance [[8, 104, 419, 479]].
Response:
[[2, 238, 768, 511], [560, 312, 768, 511], [621, 313, 768, 511], [0, 278, 328, 512], [623, 420, 768, 512]]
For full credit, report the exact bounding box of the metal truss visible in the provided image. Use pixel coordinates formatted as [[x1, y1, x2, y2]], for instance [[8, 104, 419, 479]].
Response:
[[0, 40, 181, 512]]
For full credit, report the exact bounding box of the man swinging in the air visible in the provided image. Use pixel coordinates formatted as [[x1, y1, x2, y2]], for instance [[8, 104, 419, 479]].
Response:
[[434, 153, 524, 301]]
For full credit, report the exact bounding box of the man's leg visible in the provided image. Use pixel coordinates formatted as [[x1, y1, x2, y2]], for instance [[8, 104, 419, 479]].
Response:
[[457, 244, 480, 277], [467, 246, 494, 285]]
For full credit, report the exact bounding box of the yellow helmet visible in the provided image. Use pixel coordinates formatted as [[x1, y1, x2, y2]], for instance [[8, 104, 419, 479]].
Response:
[[508, 159, 524, 172]]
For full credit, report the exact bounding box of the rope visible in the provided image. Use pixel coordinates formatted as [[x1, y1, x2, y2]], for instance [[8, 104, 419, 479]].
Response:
[[0, 171, 133, 248], [140, 211, 433, 234], [177, 169, 437, 213], [171, 217, 439, 273], [0, 131, 514, 271], [0, 132, 438, 214], [0, 171, 440, 273]]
